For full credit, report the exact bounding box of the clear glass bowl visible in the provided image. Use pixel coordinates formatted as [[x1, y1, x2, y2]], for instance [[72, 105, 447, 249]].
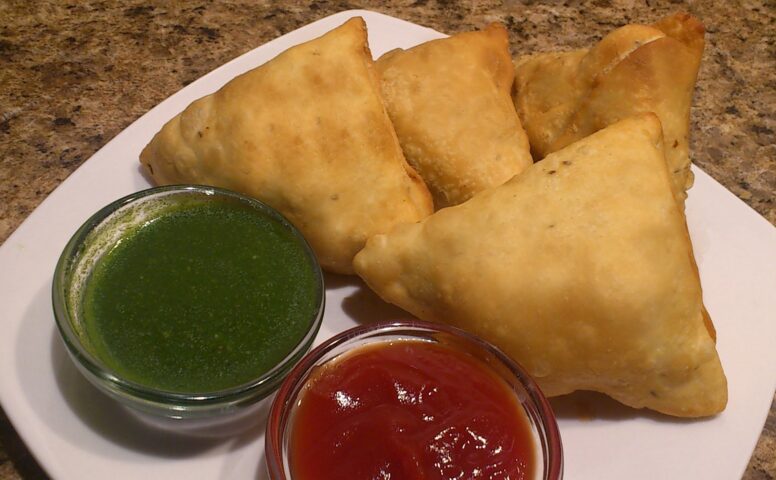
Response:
[[52, 185, 325, 434], [266, 320, 563, 479]]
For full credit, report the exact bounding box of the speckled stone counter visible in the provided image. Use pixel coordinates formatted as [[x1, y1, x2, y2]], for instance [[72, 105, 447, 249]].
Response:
[[1, 1, 773, 478]]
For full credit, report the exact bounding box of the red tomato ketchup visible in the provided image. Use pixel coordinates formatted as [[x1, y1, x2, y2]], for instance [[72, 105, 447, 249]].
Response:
[[289, 340, 536, 480]]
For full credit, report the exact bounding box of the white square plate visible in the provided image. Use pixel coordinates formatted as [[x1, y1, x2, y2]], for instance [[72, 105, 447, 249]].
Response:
[[1, 9, 774, 480]]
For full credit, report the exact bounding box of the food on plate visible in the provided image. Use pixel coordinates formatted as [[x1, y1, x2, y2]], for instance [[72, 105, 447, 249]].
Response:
[[289, 340, 537, 479], [139, 17, 433, 274], [354, 114, 727, 417], [513, 12, 705, 201], [376, 23, 533, 209], [67, 187, 323, 394]]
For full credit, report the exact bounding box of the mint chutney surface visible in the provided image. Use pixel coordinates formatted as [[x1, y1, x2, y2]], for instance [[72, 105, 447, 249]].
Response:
[[82, 196, 319, 393]]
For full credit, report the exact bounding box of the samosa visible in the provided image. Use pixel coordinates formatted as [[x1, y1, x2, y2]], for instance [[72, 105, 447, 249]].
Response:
[[140, 17, 433, 274], [354, 114, 727, 417], [377, 23, 533, 209], [513, 13, 705, 201]]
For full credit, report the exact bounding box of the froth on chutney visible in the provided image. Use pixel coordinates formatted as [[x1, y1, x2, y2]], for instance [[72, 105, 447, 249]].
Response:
[[80, 191, 321, 393]]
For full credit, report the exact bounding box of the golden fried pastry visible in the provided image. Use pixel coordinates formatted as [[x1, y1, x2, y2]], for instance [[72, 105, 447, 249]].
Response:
[[377, 23, 533, 209], [354, 114, 727, 417], [513, 13, 705, 201], [140, 17, 433, 274]]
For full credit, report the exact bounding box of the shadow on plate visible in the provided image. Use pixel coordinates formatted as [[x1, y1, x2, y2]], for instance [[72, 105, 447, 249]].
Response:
[[255, 452, 269, 480], [136, 164, 154, 189], [550, 390, 712, 424], [336, 275, 414, 326], [323, 271, 360, 290], [16, 281, 264, 459]]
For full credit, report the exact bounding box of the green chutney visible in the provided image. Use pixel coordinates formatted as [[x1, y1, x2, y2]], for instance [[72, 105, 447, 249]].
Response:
[[81, 195, 320, 393]]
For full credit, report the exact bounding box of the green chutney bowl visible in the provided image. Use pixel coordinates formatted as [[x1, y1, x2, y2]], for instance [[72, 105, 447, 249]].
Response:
[[52, 185, 325, 435]]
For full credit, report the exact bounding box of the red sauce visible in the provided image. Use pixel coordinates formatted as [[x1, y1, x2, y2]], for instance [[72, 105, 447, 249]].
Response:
[[289, 340, 536, 480]]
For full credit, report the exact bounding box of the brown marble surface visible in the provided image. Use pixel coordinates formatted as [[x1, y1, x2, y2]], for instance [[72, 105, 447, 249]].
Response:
[[0, 0, 773, 478]]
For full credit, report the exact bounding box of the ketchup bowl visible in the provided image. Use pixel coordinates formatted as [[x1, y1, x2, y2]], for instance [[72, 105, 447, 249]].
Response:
[[266, 320, 563, 479]]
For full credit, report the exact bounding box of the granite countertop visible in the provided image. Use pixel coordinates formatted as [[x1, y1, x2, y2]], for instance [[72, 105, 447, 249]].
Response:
[[1, 0, 773, 478]]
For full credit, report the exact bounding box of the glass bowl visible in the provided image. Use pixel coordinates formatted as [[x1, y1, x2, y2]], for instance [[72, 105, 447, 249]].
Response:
[[266, 320, 563, 479], [52, 185, 325, 435]]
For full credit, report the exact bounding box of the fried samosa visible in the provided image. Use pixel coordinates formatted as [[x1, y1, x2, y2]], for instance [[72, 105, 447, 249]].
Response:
[[376, 23, 533, 209], [354, 114, 727, 417], [513, 13, 704, 201], [140, 17, 433, 274]]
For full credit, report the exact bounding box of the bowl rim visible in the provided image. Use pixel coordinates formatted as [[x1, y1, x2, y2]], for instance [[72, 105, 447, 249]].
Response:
[[52, 184, 325, 410], [265, 319, 563, 479]]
